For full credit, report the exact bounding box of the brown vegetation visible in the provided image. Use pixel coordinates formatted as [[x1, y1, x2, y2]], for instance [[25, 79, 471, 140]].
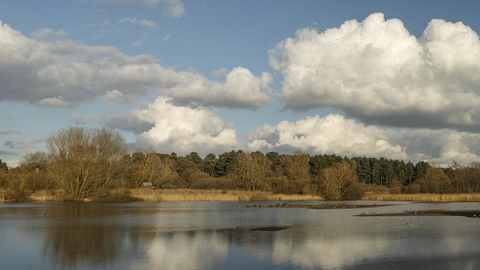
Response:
[[129, 188, 323, 202], [4, 125, 480, 203], [362, 193, 480, 202]]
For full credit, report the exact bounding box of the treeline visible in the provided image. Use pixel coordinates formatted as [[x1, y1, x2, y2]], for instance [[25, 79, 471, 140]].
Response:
[[1, 126, 480, 201]]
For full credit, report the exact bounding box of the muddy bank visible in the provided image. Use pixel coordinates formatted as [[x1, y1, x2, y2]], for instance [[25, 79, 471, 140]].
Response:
[[355, 210, 480, 218], [250, 226, 289, 231], [246, 203, 388, 209]]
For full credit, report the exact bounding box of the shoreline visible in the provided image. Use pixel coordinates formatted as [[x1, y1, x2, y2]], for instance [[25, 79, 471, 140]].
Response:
[[3, 189, 480, 203], [361, 193, 480, 202], [0, 188, 325, 203]]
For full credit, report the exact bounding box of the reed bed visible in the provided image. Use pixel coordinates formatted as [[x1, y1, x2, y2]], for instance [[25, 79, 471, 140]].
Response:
[[28, 189, 60, 202], [129, 188, 324, 202], [362, 193, 480, 202]]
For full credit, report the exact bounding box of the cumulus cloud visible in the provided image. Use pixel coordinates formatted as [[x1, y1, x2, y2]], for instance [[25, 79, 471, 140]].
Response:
[[6, 159, 20, 168], [100, 113, 155, 134], [105, 90, 136, 104], [119, 17, 158, 30], [38, 96, 75, 108], [270, 13, 480, 131], [0, 20, 269, 109], [163, 67, 272, 108], [97, 93, 480, 164], [0, 150, 16, 155], [245, 114, 480, 166], [212, 67, 228, 78], [108, 97, 241, 156], [32, 28, 67, 41]]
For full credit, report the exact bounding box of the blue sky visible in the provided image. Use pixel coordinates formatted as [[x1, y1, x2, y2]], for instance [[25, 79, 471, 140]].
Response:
[[1, 0, 480, 167]]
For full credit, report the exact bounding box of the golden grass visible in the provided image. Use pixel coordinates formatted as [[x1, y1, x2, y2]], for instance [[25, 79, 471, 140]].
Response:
[[362, 193, 480, 202], [28, 189, 60, 202], [0, 188, 323, 202], [129, 188, 324, 202]]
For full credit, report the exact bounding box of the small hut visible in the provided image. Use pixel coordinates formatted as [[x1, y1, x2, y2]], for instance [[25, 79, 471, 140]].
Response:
[[142, 182, 153, 188]]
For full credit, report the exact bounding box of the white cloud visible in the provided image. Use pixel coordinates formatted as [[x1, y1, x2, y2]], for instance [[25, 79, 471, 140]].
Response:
[[163, 67, 272, 108], [6, 159, 20, 168], [0, 129, 22, 135], [96, 0, 185, 18], [98, 95, 480, 164], [32, 28, 67, 41], [132, 231, 227, 270], [212, 67, 228, 78], [270, 13, 480, 131], [161, 0, 185, 18], [245, 114, 407, 160], [245, 114, 480, 166], [119, 17, 158, 30], [162, 33, 170, 43], [134, 97, 240, 156], [6, 136, 47, 150], [105, 90, 136, 104], [0, 20, 269, 109], [38, 96, 75, 108]]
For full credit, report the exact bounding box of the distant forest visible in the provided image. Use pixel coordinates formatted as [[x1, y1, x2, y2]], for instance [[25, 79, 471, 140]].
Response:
[[1, 126, 480, 201]]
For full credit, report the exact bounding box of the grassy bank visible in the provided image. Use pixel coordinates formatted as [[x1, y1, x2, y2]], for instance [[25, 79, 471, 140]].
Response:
[[4, 188, 480, 203], [362, 193, 480, 202], [129, 189, 324, 202], [0, 188, 324, 202]]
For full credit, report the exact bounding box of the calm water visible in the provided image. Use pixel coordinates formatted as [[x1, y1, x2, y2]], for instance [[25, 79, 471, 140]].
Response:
[[1, 200, 480, 270]]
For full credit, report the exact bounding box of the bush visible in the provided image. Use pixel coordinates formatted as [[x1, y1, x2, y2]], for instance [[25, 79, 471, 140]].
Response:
[[92, 189, 137, 202], [4, 175, 30, 202]]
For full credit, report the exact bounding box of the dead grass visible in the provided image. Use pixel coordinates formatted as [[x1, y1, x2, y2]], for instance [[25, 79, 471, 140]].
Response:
[[0, 188, 321, 202], [129, 188, 324, 202], [29, 189, 61, 202], [362, 193, 480, 202]]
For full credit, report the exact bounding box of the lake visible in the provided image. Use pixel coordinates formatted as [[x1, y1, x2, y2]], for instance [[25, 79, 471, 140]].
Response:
[[1, 200, 480, 270]]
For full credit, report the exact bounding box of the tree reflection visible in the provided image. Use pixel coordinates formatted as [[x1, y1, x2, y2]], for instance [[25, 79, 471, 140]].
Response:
[[41, 206, 127, 269]]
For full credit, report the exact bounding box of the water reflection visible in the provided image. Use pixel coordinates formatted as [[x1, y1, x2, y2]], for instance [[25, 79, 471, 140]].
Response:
[[1, 202, 480, 269]]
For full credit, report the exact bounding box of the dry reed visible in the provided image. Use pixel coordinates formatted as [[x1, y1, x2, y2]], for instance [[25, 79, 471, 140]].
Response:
[[28, 189, 60, 202], [129, 188, 324, 202], [362, 193, 480, 202]]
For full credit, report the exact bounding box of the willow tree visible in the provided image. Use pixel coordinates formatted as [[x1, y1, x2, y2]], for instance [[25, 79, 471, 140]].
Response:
[[46, 126, 127, 201]]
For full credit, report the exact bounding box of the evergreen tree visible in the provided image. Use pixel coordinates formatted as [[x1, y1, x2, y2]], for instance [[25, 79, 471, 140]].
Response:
[[202, 154, 217, 177], [187, 152, 203, 168], [369, 158, 381, 185], [310, 154, 326, 175], [0, 159, 7, 171], [414, 161, 429, 181], [266, 151, 281, 175], [405, 161, 414, 184], [355, 157, 371, 183]]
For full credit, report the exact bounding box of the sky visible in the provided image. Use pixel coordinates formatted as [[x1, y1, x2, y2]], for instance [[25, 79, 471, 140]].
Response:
[[1, 0, 480, 168]]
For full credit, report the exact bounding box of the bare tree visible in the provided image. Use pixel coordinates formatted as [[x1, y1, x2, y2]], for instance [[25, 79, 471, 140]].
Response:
[[315, 161, 360, 199], [235, 152, 272, 191], [46, 126, 127, 201], [279, 151, 311, 181]]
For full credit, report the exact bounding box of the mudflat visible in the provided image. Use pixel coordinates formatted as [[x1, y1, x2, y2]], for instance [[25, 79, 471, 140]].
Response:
[[246, 203, 388, 209], [355, 210, 480, 218]]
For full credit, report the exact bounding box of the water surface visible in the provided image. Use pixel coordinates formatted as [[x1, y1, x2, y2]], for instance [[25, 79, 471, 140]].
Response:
[[1, 201, 480, 270]]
